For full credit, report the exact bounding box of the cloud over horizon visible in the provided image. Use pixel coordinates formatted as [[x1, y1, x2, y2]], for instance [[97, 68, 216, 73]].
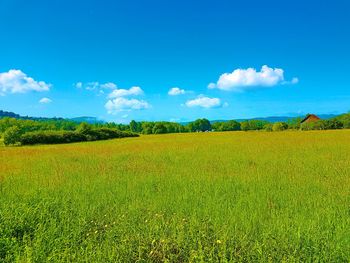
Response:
[[0, 69, 51, 96], [105, 97, 150, 113], [208, 65, 298, 92], [168, 87, 186, 96], [185, 95, 224, 108], [39, 97, 52, 104], [108, 86, 143, 99], [75, 81, 117, 91], [104, 85, 150, 114]]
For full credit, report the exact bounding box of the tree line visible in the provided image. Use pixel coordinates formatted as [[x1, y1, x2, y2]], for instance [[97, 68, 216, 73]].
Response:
[[1, 113, 350, 146], [0, 120, 137, 146]]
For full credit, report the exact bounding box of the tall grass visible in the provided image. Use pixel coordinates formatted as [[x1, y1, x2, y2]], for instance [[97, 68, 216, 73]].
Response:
[[0, 131, 349, 262]]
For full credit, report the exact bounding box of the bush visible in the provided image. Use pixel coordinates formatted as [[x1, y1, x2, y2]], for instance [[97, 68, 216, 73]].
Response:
[[240, 120, 269, 131], [264, 123, 273, 132], [76, 122, 92, 135], [19, 128, 139, 146], [85, 128, 139, 141], [300, 120, 325, 131], [3, 126, 22, 146], [20, 131, 87, 145], [272, 122, 288, 131], [323, 119, 343, 130], [152, 123, 167, 134], [213, 120, 241, 132]]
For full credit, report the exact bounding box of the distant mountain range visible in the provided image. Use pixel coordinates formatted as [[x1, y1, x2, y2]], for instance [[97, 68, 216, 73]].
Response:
[[0, 110, 339, 124], [0, 110, 103, 124], [210, 114, 338, 124], [69, 117, 104, 124]]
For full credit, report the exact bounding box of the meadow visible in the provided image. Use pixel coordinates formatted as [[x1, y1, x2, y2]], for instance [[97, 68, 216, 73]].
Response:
[[0, 131, 349, 262]]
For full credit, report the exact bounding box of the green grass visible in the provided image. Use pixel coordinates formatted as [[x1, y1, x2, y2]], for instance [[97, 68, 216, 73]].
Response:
[[0, 131, 349, 262]]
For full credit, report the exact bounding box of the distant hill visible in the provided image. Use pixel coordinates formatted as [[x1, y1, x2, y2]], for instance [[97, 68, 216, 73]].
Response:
[[184, 114, 338, 125], [0, 110, 103, 124], [0, 110, 65, 121], [232, 114, 337, 123], [0, 109, 340, 125], [69, 116, 104, 124], [0, 110, 21, 119]]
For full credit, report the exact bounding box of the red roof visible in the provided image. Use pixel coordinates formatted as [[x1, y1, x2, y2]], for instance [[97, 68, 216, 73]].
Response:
[[301, 114, 320, 124]]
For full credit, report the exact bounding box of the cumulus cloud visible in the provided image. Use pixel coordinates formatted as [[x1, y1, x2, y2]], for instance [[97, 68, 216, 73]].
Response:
[[100, 82, 117, 90], [185, 95, 223, 108], [76, 81, 117, 91], [0, 69, 50, 95], [291, 77, 299, 84], [105, 97, 150, 114], [208, 65, 298, 91], [108, 86, 143, 98], [77, 81, 150, 114], [75, 82, 83, 89], [168, 87, 186, 96], [39, 97, 52, 104]]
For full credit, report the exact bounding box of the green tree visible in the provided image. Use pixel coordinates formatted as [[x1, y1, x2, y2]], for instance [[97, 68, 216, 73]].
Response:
[[240, 120, 269, 131], [3, 126, 22, 146], [129, 120, 138, 133], [287, 117, 302, 130], [188, 118, 211, 132], [323, 119, 343, 130], [240, 121, 250, 131], [152, 123, 167, 134], [141, 122, 154, 134], [76, 122, 92, 134], [264, 123, 273, 131], [272, 122, 288, 131], [221, 120, 241, 131]]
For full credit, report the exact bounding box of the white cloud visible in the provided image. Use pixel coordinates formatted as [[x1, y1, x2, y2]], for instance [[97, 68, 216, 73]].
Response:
[[168, 87, 186, 96], [75, 82, 83, 89], [105, 97, 150, 114], [108, 86, 143, 98], [77, 81, 150, 115], [185, 95, 222, 108], [76, 81, 117, 91], [39, 97, 52, 104], [100, 82, 117, 90], [291, 77, 299, 84], [0, 69, 50, 95], [85, 82, 100, 91], [208, 65, 298, 91]]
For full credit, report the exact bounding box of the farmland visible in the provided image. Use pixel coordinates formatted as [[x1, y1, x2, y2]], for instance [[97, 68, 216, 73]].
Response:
[[0, 131, 349, 262]]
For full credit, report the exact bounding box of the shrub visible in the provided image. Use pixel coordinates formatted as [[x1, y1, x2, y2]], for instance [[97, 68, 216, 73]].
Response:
[[223, 120, 241, 131], [20, 131, 87, 145], [19, 128, 139, 146], [3, 126, 22, 146], [240, 120, 269, 131], [152, 123, 167, 134], [323, 119, 343, 130], [272, 122, 288, 131], [85, 128, 138, 141], [300, 120, 325, 131], [264, 123, 273, 132], [76, 122, 92, 135]]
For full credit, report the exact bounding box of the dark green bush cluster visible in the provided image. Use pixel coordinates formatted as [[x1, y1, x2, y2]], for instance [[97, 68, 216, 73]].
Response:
[[212, 120, 241, 131], [83, 128, 138, 141], [300, 119, 343, 131], [3, 126, 138, 146], [20, 131, 87, 145], [240, 120, 269, 131]]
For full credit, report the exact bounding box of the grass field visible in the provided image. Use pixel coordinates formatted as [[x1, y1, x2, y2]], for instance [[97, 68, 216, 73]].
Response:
[[0, 131, 349, 262]]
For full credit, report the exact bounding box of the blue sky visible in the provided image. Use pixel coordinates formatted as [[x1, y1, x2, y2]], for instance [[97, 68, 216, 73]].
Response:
[[0, 0, 349, 122]]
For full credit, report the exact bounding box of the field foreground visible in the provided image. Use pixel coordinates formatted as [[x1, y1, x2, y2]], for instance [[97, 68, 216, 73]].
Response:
[[0, 131, 349, 262]]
